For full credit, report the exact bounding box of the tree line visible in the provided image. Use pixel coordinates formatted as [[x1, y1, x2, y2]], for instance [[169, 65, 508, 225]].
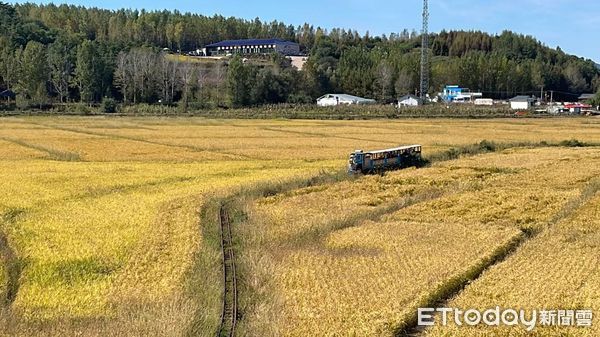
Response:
[[1, 2, 599, 110]]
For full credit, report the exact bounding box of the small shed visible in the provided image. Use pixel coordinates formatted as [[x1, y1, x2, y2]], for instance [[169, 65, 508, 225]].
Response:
[[397, 95, 423, 107], [509, 96, 534, 110], [316, 94, 376, 107]]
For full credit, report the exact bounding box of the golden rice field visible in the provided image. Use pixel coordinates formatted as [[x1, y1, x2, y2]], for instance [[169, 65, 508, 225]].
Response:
[[243, 147, 600, 336], [425, 188, 600, 337], [0, 116, 599, 337]]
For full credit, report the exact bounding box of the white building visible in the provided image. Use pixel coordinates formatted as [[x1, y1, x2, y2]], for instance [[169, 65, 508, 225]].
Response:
[[316, 94, 376, 107], [453, 92, 483, 103], [509, 96, 535, 110], [398, 95, 423, 107], [474, 98, 494, 106]]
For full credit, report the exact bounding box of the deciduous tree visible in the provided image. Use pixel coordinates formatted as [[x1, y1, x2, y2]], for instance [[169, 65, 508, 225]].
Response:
[[47, 36, 76, 102], [17, 40, 48, 107]]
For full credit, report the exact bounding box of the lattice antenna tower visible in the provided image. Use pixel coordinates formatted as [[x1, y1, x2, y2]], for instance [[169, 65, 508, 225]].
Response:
[[420, 0, 429, 99]]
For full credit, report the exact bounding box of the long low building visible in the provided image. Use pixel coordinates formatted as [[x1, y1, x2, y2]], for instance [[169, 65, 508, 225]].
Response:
[[204, 38, 300, 56], [317, 94, 376, 106]]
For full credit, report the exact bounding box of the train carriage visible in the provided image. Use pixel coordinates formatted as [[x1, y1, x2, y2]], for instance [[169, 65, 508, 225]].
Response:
[[348, 145, 422, 174]]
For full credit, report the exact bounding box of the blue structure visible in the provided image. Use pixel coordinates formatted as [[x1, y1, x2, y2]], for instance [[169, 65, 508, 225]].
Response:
[[442, 85, 464, 102], [204, 38, 300, 56], [441, 85, 483, 103]]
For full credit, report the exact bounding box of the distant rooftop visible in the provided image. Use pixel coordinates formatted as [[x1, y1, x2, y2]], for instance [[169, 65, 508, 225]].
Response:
[[510, 95, 534, 102], [398, 94, 422, 101], [206, 38, 298, 48], [317, 94, 375, 102]]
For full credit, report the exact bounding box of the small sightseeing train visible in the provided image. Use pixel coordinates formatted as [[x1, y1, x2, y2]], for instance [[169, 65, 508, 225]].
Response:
[[348, 145, 422, 174]]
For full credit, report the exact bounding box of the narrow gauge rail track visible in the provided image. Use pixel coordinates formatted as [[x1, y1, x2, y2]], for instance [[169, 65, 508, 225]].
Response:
[[217, 206, 238, 337]]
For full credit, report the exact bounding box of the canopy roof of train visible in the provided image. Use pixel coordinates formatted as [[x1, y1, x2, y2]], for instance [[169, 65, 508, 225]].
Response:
[[361, 145, 421, 154]]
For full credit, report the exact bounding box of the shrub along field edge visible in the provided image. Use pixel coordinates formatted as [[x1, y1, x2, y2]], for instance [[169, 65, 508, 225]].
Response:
[[0, 103, 581, 119]]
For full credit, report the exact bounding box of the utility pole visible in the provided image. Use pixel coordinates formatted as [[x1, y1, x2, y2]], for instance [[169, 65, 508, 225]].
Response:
[[550, 90, 554, 103], [540, 86, 544, 103], [420, 0, 429, 100]]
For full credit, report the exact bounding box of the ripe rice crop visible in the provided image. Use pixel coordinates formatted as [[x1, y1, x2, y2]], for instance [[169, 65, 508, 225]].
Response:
[[0, 117, 344, 336], [0, 161, 340, 336], [0, 139, 46, 160], [1, 116, 600, 336], [424, 190, 600, 337], [15, 116, 600, 162], [242, 147, 600, 337]]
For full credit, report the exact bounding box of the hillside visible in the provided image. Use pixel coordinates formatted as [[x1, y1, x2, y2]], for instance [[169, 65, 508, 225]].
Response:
[[0, 2, 598, 108]]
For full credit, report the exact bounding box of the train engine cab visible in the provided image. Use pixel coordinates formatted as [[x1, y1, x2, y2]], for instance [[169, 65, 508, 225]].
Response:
[[348, 150, 365, 173], [348, 145, 422, 174]]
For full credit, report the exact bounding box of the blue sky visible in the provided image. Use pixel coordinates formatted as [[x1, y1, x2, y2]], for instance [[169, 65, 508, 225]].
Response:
[[14, 0, 600, 62]]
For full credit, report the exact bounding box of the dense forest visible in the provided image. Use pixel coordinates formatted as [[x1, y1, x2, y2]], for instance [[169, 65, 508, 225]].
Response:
[[1, 2, 599, 110]]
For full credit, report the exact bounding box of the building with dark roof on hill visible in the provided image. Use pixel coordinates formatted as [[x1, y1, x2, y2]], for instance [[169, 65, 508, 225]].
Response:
[[203, 38, 300, 56]]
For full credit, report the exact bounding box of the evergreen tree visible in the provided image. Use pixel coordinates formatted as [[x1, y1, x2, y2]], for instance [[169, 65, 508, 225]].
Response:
[[227, 55, 251, 107], [337, 46, 374, 98]]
